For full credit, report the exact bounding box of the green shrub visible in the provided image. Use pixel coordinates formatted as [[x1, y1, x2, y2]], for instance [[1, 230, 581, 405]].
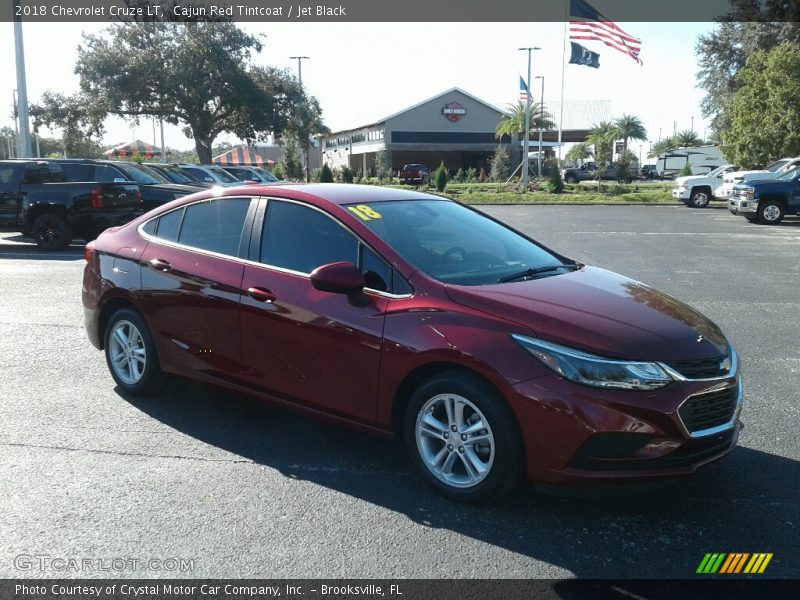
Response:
[[454, 168, 466, 183], [311, 167, 322, 182], [272, 163, 283, 180], [489, 145, 510, 181], [466, 167, 477, 183], [433, 161, 448, 192], [320, 163, 334, 183], [679, 163, 693, 177], [547, 164, 564, 193]]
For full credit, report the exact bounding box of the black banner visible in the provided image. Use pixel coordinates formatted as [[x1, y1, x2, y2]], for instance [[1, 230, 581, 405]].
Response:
[[0, 0, 764, 23], [2, 580, 800, 600]]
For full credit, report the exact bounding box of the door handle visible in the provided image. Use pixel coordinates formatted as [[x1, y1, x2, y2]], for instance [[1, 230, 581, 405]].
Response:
[[150, 258, 171, 272], [247, 287, 276, 303]]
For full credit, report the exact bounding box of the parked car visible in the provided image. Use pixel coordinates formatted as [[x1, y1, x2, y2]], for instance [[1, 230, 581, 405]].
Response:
[[399, 164, 431, 184], [222, 165, 280, 183], [729, 167, 800, 224], [640, 164, 658, 180], [146, 163, 214, 188], [54, 159, 204, 212], [83, 184, 742, 501], [719, 157, 800, 200], [562, 163, 637, 184], [0, 159, 141, 250], [672, 164, 740, 208], [177, 163, 242, 186]]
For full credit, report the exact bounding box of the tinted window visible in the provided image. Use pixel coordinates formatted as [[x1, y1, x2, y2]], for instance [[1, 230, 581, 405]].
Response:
[[261, 200, 358, 273], [142, 219, 157, 236], [183, 167, 215, 183], [59, 163, 94, 181], [156, 207, 184, 242], [178, 199, 250, 256], [94, 165, 126, 182], [208, 166, 238, 183], [361, 245, 390, 292], [114, 163, 168, 184]]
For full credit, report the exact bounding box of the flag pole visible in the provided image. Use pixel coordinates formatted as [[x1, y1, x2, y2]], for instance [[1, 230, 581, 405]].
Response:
[[558, 0, 569, 161]]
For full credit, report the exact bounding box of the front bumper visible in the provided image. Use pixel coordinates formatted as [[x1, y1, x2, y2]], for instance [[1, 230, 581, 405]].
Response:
[[672, 188, 690, 201], [509, 369, 742, 485]]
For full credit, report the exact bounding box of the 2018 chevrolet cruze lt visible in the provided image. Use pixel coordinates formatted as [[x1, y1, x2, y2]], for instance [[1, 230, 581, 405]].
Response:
[[83, 184, 742, 501]]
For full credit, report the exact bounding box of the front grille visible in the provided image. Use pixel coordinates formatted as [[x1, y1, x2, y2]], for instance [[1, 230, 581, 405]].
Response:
[[679, 386, 738, 434], [666, 355, 729, 379]]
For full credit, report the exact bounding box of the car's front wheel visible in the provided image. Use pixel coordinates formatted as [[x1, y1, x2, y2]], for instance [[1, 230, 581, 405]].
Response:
[[404, 371, 523, 501], [565, 174, 578, 184], [104, 308, 164, 395], [757, 199, 785, 225], [689, 189, 710, 208]]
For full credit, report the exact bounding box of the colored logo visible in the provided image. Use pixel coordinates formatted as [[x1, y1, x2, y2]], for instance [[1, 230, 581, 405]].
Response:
[[442, 102, 466, 122], [696, 553, 773, 574]]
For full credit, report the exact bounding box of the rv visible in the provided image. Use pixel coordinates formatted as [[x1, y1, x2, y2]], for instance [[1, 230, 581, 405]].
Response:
[[653, 145, 725, 179]]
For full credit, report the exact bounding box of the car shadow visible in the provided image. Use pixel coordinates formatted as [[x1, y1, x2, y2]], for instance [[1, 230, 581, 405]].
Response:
[[117, 379, 798, 578]]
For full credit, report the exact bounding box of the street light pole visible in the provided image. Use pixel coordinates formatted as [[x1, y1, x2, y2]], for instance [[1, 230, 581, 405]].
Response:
[[13, 4, 32, 158], [519, 47, 540, 192], [290, 56, 311, 182], [535, 75, 544, 179]]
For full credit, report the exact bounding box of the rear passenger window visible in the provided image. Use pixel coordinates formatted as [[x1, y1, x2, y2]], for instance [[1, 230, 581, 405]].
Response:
[[142, 219, 157, 237], [155, 208, 184, 243], [177, 198, 250, 257]]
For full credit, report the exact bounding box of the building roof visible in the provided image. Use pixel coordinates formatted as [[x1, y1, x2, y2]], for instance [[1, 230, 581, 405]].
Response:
[[378, 87, 506, 123]]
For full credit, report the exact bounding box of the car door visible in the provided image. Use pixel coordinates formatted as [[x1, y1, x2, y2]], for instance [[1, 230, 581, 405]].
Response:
[[239, 198, 391, 423], [139, 196, 257, 379]]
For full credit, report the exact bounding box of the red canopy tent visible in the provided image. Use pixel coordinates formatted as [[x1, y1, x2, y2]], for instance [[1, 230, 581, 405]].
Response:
[[212, 145, 275, 167], [103, 139, 163, 159]]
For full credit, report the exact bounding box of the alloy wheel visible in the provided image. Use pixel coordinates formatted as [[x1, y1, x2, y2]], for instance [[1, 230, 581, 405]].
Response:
[[108, 319, 147, 385]]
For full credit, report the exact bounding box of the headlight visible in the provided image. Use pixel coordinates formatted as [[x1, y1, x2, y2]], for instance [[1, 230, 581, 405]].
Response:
[[512, 335, 672, 391]]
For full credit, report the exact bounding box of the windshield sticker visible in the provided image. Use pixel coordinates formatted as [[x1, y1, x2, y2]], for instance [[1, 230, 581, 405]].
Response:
[[348, 205, 383, 221]]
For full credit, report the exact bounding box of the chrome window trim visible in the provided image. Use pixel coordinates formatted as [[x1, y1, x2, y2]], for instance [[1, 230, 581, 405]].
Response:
[[136, 196, 415, 300], [676, 377, 743, 439]]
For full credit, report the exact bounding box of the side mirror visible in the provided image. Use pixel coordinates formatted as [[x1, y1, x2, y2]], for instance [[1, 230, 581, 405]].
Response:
[[310, 262, 366, 297]]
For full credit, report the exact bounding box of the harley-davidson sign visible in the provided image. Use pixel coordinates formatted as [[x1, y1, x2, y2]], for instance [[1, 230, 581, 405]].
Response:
[[442, 102, 466, 122]]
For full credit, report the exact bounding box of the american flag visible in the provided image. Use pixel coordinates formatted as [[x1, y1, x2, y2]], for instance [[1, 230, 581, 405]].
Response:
[[519, 76, 530, 103], [569, 0, 642, 65]]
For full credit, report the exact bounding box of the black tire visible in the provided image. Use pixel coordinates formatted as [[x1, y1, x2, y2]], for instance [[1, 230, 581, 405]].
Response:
[[565, 174, 578, 184], [404, 370, 524, 502], [104, 308, 165, 396], [31, 213, 72, 250], [689, 188, 711, 208], [757, 199, 785, 225], [744, 215, 757, 222]]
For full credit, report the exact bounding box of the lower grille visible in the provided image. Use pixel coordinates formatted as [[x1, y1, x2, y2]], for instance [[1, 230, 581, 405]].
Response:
[[679, 385, 738, 434]]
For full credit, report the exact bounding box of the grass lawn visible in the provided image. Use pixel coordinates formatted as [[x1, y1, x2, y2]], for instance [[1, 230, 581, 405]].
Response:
[[383, 181, 676, 205]]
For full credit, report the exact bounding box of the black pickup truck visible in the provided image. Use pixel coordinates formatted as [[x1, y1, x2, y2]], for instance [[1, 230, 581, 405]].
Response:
[[0, 160, 141, 250]]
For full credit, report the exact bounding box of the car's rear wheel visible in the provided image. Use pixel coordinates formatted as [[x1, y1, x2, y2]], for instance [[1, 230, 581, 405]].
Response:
[[404, 371, 523, 501], [689, 189, 710, 208], [32, 213, 72, 250], [757, 200, 785, 225], [104, 308, 164, 395], [565, 174, 578, 184]]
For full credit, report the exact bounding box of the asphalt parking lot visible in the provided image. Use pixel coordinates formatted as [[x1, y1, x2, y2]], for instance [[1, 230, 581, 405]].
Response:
[[1, 205, 798, 579]]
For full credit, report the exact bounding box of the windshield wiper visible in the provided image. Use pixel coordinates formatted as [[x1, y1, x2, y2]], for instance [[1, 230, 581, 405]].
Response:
[[497, 263, 580, 283]]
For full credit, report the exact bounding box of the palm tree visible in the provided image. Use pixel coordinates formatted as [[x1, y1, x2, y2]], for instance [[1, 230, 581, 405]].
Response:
[[614, 114, 648, 156], [565, 142, 593, 163], [648, 137, 676, 159], [495, 102, 556, 139], [674, 129, 702, 147], [586, 121, 617, 189]]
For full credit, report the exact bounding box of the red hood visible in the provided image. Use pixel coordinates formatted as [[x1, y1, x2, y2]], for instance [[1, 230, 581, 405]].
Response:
[[444, 266, 727, 362]]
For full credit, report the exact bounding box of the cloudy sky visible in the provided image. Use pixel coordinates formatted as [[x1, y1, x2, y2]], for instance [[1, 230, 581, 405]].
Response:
[[0, 21, 716, 155]]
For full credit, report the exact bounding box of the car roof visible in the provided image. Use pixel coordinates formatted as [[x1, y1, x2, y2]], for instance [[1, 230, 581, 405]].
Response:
[[205, 183, 446, 206]]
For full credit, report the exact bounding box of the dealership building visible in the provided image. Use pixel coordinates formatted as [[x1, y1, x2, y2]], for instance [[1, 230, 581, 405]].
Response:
[[318, 87, 610, 175]]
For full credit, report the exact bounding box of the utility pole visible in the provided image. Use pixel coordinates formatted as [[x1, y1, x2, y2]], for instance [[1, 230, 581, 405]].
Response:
[[519, 47, 540, 192], [535, 75, 544, 179], [691, 116, 695, 132], [13, 3, 32, 158], [290, 56, 311, 182]]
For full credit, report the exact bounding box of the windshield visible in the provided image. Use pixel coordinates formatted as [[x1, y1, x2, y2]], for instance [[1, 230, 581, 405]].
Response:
[[766, 160, 789, 172], [776, 166, 800, 181], [115, 163, 169, 185], [253, 167, 278, 182], [208, 166, 239, 183], [155, 165, 197, 184], [346, 199, 569, 286], [707, 166, 727, 177]]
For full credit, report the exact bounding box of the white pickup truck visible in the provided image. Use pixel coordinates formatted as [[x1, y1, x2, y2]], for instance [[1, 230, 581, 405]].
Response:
[[719, 157, 800, 200], [672, 164, 739, 208]]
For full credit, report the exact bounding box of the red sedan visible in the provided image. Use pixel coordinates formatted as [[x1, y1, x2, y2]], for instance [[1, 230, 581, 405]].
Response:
[[82, 184, 742, 501]]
